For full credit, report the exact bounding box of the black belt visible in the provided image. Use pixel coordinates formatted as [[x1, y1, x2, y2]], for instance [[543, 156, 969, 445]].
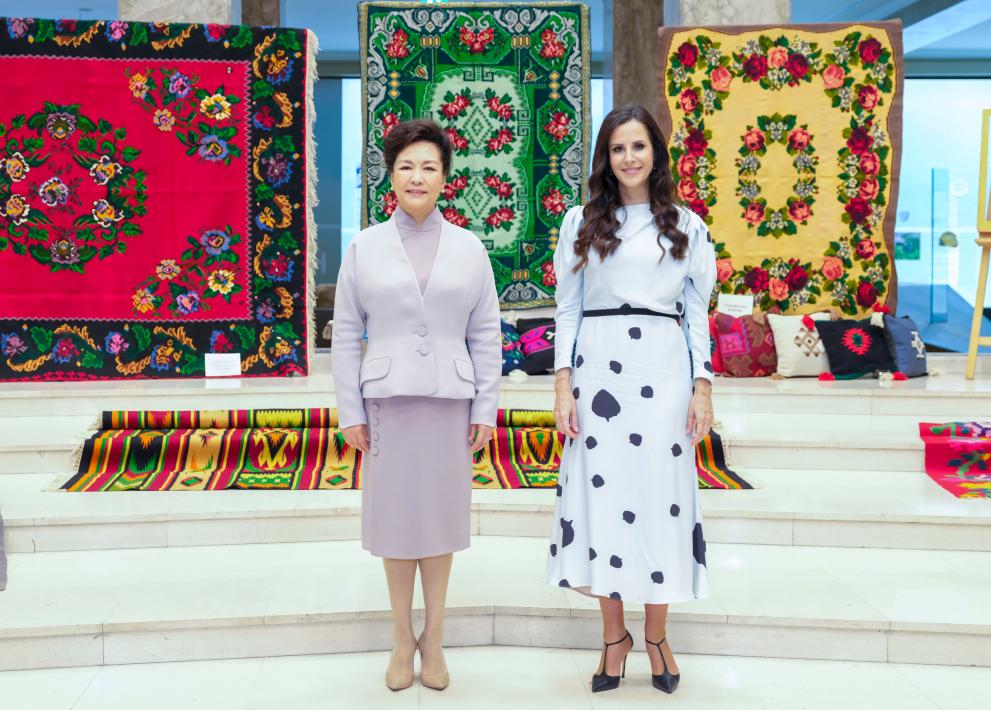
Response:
[[583, 306, 681, 323]]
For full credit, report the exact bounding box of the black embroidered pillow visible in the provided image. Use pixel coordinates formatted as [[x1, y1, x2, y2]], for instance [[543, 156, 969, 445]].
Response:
[[515, 317, 556, 375], [501, 320, 524, 375], [815, 319, 894, 377]]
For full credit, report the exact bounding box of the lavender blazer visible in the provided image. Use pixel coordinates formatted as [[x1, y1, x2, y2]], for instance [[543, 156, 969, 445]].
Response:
[[331, 215, 502, 430]]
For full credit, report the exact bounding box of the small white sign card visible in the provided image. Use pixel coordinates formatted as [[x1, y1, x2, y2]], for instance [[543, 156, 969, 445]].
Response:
[[716, 293, 754, 318], [205, 353, 242, 378]]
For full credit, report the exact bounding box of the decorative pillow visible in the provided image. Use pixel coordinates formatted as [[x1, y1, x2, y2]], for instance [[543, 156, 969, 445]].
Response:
[[516, 318, 556, 375], [883, 314, 927, 377], [708, 316, 724, 374], [767, 312, 831, 377], [501, 320, 524, 375], [815, 319, 894, 377], [713, 313, 777, 377]]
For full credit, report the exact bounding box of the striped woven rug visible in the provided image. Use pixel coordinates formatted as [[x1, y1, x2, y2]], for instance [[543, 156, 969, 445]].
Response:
[[63, 409, 749, 492]]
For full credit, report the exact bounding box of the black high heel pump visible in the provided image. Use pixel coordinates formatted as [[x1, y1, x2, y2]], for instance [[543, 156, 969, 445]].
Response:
[[646, 637, 680, 694], [591, 630, 632, 693]]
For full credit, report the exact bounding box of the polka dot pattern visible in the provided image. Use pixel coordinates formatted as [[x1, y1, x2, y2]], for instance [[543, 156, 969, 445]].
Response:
[[591, 390, 622, 421]]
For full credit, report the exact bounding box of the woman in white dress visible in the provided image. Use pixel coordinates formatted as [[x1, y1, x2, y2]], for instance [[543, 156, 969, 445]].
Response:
[[545, 105, 716, 694]]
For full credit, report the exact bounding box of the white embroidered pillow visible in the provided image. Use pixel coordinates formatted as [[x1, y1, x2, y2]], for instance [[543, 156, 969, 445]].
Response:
[[767, 313, 831, 377]]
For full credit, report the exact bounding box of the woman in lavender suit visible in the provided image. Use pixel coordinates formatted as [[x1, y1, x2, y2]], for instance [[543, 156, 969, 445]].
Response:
[[332, 119, 502, 692]]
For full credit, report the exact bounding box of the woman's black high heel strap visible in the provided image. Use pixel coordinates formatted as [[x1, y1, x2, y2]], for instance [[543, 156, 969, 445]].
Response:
[[645, 637, 669, 670], [604, 630, 632, 648]]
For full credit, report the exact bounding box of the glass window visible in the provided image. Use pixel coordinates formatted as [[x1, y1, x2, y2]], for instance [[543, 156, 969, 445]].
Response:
[[0, 1, 116, 19], [894, 78, 991, 350]]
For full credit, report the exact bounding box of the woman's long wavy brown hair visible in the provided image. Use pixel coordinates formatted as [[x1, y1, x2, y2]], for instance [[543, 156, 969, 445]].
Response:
[[573, 105, 687, 272]]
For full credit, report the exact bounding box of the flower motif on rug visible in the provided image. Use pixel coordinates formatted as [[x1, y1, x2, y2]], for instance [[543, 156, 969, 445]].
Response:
[[126, 66, 244, 164], [0, 104, 148, 272], [735, 113, 818, 237]]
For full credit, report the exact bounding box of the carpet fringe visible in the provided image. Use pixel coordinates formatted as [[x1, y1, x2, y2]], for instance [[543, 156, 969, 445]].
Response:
[[304, 29, 320, 376], [44, 472, 68, 493], [85, 412, 102, 431]]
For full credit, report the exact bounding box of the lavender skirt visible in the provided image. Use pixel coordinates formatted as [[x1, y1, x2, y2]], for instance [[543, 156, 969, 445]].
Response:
[[362, 396, 472, 559]]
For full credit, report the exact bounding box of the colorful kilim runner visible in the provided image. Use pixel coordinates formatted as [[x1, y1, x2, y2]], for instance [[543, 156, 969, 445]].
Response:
[[657, 23, 903, 317], [0, 18, 316, 381], [63, 408, 749, 491], [919, 422, 991, 499], [359, 2, 590, 309]]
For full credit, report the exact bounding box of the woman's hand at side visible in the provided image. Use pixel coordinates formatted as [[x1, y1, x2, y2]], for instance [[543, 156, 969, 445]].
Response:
[[342, 424, 370, 453], [686, 379, 714, 447], [554, 368, 579, 439], [469, 424, 494, 454]]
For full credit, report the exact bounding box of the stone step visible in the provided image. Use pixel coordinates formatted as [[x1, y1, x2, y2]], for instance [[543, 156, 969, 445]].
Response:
[[2, 536, 989, 671], [3, 469, 989, 554]]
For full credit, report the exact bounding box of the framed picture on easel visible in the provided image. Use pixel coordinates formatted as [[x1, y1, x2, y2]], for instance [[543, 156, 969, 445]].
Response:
[[979, 108, 991, 233]]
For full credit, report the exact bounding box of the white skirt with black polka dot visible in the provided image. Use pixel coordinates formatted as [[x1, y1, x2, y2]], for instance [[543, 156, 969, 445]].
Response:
[[544, 313, 710, 605]]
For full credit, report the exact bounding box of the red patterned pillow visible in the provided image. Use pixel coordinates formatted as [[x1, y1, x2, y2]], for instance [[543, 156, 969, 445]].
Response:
[[708, 316, 724, 374], [713, 312, 778, 377]]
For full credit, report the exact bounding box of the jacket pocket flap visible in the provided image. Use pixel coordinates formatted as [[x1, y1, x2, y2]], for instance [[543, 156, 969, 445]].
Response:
[[453, 357, 475, 383], [359, 356, 391, 384]]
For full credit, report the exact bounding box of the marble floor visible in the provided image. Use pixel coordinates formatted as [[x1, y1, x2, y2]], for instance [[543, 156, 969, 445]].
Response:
[[1, 647, 989, 710]]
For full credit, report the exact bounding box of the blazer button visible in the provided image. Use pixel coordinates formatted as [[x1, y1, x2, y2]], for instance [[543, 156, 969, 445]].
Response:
[[372, 446, 380, 456], [371, 403, 380, 412], [417, 326, 428, 337], [418, 346, 431, 356], [371, 418, 380, 427], [372, 432, 380, 441]]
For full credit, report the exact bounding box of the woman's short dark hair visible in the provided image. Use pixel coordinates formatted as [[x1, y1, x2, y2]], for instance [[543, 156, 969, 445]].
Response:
[[383, 119, 452, 176]]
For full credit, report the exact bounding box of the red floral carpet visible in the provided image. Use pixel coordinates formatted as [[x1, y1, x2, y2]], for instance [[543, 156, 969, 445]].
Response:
[[0, 18, 316, 380], [919, 422, 991, 499], [62, 408, 749, 491]]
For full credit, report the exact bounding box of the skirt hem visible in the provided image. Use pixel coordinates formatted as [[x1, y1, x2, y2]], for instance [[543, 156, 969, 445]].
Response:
[[544, 576, 710, 606], [364, 541, 470, 560]]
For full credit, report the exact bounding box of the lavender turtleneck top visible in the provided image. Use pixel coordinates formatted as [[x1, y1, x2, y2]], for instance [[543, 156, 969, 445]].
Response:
[[394, 206, 442, 295]]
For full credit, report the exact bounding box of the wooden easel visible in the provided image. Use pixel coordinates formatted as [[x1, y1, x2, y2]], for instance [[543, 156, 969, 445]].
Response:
[[966, 235, 991, 379], [970, 110, 991, 380]]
